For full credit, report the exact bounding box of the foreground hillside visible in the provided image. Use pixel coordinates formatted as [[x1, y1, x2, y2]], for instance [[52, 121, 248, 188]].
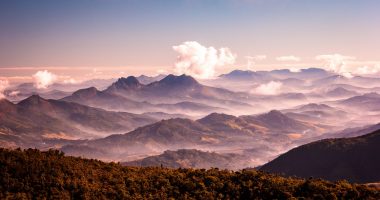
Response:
[[261, 129, 380, 183], [0, 148, 379, 199]]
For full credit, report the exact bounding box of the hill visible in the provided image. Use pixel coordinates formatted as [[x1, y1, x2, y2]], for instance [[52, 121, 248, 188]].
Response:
[[0, 95, 155, 148], [0, 148, 378, 199], [337, 93, 380, 111], [61, 110, 325, 162], [123, 149, 249, 170], [260, 129, 380, 183]]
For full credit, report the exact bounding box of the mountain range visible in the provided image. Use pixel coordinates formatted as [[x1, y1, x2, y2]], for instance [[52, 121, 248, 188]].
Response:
[[62, 74, 249, 115], [2, 68, 380, 184], [0, 95, 155, 149], [61, 110, 326, 162]]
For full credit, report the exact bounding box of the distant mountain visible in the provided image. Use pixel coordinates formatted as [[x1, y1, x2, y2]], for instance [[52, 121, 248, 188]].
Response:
[[62, 110, 323, 161], [218, 68, 330, 83], [325, 87, 359, 98], [104, 74, 241, 102], [261, 129, 380, 183], [283, 103, 349, 126], [219, 70, 273, 82], [267, 68, 330, 80], [351, 76, 380, 88], [328, 123, 380, 138], [63, 74, 250, 114], [244, 110, 314, 133], [123, 149, 249, 170], [62, 87, 153, 112], [63, 86, 224, 115], [141, 112, 192, 120], [273, 93, 307, 100], [39, 90, 72, 99], [337, 92, 380, 111], [199, 110, 320, 136], [156, 101, 224, 113], [312, 75, 349, 86], [4, 79, 116, 101], [0, 95, 155, 148]]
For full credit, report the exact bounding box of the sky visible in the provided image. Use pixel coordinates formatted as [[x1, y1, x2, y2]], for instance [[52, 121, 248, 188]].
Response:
[[0, 0, 380, 83]]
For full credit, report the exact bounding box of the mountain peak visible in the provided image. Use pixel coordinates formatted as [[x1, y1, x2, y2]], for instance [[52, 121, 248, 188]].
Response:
[[256, 110, 292, 123], [157, 74, 199, 86], [299, 103, 332, 110], [18, 95, 49, 107], [113, 76, 142, 89], [326, 87, 357, 97], [222, 70, 254, 76], [72, 87, 99, 97], [198, 113, 236, 123], [267, 110, 284, 116]]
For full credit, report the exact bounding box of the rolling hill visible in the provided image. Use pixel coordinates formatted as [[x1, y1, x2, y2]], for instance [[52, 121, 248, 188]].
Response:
[[0, 95, 155, 148], [61, 110, 324, 161], [123, 149, 249, 170]]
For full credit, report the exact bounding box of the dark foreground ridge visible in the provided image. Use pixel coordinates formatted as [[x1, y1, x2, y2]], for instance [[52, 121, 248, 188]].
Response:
[[261, 129, 380, 183], [0, 148, 379, 199]]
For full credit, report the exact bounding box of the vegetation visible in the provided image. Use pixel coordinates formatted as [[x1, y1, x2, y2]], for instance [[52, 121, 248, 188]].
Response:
[[123, 149, 248, 170], [261, 129, 380, 183], [0, 148, 379, 200]]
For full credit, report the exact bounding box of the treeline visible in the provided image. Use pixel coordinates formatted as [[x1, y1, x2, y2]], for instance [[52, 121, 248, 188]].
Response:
[[0, 148, 379, 199]]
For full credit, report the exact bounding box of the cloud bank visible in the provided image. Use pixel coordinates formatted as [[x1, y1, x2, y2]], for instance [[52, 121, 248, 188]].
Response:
[[353, 64, 380, 75], [252, 81, 283, 95], [33, 70, 57, 89], [315, 54, 355, 78], [276, 56, 301, 62], [173, 41, 236, 79], [0, 79, 9, 99]]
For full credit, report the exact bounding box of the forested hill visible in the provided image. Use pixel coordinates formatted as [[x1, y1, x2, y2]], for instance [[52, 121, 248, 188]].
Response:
[[0, 148, 379, 199]]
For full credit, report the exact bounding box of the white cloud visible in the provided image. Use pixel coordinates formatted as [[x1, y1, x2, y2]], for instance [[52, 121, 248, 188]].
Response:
[[276, 56, 301, 62], [251, 81, 283, 95], [353, 64, 380, 75], [0, 79, 9, 99], [33, 70, 57, 89], [248, 55, 267, 61], [173, 41, 236, 79], [289, 67, 301, 73], [315, 54, 355, 78]]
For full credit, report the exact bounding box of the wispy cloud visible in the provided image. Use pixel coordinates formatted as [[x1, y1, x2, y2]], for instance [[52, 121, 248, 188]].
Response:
[[353, 64, 380, 75], [173, 41, 236, 79], [246, 55, 267, 70], [248, 55, 267, 61], [276, 56, 301, 62], [0, 79, 9, 99]]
